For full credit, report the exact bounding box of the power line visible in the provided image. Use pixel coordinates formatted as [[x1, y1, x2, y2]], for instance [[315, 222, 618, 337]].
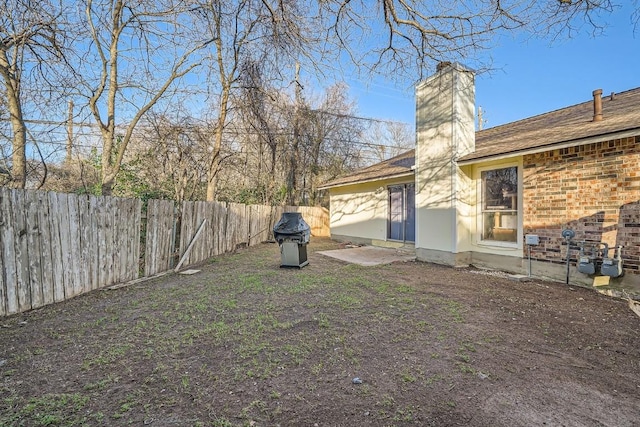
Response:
[[311, 109, 411, 126], [0, 107, 412, 128]]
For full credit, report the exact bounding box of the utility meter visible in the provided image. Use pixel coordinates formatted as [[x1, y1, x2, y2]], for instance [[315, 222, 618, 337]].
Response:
[[577, 246, 596, 275], [525, 234, 540, 245], [601, 245, 623, 278], [561, 229, 575, 240]]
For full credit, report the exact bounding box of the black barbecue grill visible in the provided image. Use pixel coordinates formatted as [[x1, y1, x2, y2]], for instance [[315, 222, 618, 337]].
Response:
[[273, 212, 310, 268]]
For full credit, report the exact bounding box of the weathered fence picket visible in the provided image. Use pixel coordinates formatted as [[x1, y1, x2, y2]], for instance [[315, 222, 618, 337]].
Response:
[[37, 191, 54, 305], [214, 202, 227, 256], [77, 195, 90, 296], [145, 199, 176, 277], [0, 187, 16, 315], [12, 190, 30, 312], [47, 192, 65, 302], [90, 196, 100, 289], [25, 191, 43, 309], [55, 193, 72, 298], [0, 214, 4, 316], [0, 188, 329, 317], [95, 196, 106, 285]]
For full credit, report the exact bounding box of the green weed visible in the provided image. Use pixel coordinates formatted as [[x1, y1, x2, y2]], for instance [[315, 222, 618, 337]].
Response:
[[425, 374, 443, 385], [2, 393, 91, 426], [333, 293, 361, 309], [393, 405, 416, 422], [82, 344, 131, 369], [316, 312, 330, 328], [445, 300, 465, 322], [457, 363, 475, 374], [311, 363, 323, 375], [83, 374, 120, 391], [112, 394, 138, 419], [378, 394, 396, 408], [269, 391, 281, 399]]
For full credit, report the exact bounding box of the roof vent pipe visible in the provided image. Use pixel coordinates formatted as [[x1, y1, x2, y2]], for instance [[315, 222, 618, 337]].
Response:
[[592, 89, 603, 122]]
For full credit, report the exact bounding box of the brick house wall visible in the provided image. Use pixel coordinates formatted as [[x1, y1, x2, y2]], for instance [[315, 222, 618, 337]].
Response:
[[523, 136, 640, 276]]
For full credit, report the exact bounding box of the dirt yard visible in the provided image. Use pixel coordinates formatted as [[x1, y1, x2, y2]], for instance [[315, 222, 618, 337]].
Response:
[[1, 238, 639, 426]]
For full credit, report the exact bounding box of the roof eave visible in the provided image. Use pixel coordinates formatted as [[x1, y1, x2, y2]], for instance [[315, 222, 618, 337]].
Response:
[[458, 128, 640, 166], [318, 171, 415, 190]]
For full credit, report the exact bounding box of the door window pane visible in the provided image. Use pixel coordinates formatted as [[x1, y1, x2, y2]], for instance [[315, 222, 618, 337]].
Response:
[[389, 186, 404, 240], [405, 183, 415, 242]]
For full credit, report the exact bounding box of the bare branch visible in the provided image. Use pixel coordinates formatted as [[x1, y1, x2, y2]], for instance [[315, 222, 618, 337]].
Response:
[[321, 0, 622, 81]]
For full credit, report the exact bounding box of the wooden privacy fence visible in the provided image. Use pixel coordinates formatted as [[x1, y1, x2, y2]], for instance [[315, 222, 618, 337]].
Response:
[[0, 188, 329, 317], [0, 188, 141, 317]]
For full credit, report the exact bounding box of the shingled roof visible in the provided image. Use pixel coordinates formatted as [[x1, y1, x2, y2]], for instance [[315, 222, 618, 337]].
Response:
[[461, 86, 640, 163], [321, 86, 640, 189], [319, 149, 414, 189]]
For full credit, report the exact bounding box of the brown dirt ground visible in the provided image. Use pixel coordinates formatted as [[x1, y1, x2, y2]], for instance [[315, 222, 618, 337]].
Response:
[[1, 237, 639, 426]]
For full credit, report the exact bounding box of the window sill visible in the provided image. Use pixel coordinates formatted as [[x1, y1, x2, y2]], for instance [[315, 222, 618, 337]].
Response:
[[477, 239, 519, 250]]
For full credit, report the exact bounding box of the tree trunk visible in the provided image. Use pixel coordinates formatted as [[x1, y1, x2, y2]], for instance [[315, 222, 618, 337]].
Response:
[[101, 173, 115, 196], [0, 52, 27, 189], [206, 124, 225, 201], [99, 131, 116, 196], [206, 154, 221, 201], [206, 85, 230, 201], [8, 110, 27, 189], [287, 62, 302, 206]]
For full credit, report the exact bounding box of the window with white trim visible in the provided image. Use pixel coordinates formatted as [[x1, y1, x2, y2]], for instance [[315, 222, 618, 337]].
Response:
[[481, 166, 518, 243]]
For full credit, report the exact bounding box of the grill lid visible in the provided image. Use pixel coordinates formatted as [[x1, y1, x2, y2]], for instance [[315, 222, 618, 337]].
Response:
[[273, 212, 310, 244]]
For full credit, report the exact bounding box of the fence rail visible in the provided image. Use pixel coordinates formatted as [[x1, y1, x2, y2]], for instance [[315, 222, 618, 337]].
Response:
[[0, 188, 329, 317]]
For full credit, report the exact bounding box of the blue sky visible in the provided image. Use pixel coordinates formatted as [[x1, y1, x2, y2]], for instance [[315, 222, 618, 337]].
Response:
[[347, 3, 639, 129]]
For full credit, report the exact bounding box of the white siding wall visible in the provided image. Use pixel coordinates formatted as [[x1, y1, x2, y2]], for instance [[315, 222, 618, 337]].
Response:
[[328, 178, 412, 242]]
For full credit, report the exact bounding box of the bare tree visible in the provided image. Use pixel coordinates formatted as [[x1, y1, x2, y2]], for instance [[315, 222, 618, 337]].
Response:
[[78, 0, 212, 195], [237, 59, 285, 204], [364, 120, 414, 163], [1, 0, 631, 198], [0, 0, 67, 188], [291, 83, 365, 205], [321, 0, 621, 81], [232, 71, 367, 206], [124, 112, 209, 202], [193, 0, 314, 201]]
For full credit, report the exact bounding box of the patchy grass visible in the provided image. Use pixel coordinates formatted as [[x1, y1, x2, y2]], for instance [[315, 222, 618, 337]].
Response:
[[1, 238, 639, 426], [3, 393, 92, 426]]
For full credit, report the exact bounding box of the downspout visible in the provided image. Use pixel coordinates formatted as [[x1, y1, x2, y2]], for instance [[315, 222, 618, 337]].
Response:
[[451, 68, 458, 254]]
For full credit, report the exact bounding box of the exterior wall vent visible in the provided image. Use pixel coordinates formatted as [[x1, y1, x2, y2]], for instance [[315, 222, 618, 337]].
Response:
[[592, 89, 603, 122]]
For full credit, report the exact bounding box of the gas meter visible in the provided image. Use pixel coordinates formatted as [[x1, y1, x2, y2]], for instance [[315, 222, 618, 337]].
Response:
[[577, 242, 597, 275], [601, 245, 623, 278]]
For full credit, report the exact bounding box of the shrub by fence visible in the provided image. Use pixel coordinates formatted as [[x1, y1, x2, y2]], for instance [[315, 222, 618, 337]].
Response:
[[0, 188, 329, 317]]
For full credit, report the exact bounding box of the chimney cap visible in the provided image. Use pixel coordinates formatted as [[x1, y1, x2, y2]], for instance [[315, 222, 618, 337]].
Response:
[[436, 61, 453, 72]]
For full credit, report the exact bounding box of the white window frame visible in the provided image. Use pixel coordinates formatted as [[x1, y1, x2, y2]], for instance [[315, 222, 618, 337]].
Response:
[[476, 162, 522, 248]]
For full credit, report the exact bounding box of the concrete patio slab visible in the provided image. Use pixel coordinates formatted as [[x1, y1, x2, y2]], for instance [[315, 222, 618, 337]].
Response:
[[317, 245, 416, 266]]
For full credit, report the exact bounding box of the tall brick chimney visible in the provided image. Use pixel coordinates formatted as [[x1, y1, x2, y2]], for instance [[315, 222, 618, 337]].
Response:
[[592, 89, 603, 122]]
